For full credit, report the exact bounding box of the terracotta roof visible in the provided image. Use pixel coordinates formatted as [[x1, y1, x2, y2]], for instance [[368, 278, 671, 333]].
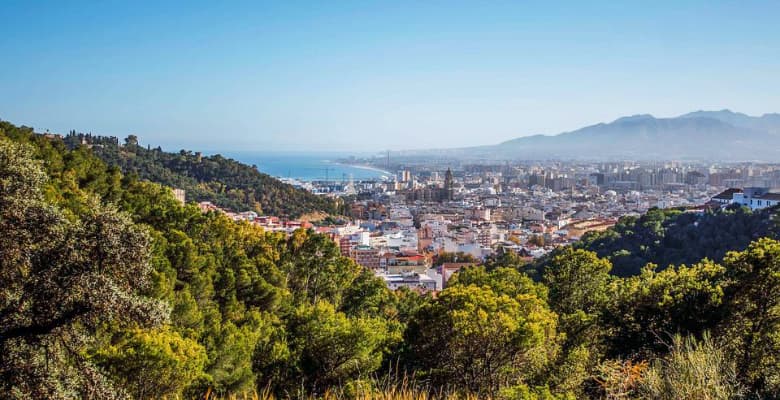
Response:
[[712, 188, 742, 200]]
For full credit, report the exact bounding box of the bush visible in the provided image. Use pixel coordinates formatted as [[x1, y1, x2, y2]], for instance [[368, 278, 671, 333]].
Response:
[[638, 333, 743, 400]]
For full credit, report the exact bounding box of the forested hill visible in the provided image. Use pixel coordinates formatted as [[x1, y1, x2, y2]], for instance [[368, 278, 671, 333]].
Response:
[[0, 119, 410, 398], [5, 118, 780, 398], [573, 205, 780, 276], [62, 131, 339, 218]]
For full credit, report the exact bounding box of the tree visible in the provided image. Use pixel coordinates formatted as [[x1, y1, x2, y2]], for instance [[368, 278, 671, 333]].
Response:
[[574, 206, 779, 276], [94, 328, 207, 399], [206, 318, 265, 394], [281, 229, 362, 307], [340, 268, 397, 318], [529, 234, 545, 247], [544, 248, 612, 317], [606, 260, 726, 358], [543, 248, 612, 352], [405, 284, 559, 396], [284, 301, 393, 394], [0, 139, 168, 399], [449, 265, 548, 300], [483, 248, 527, 272], [720, 238, 780, 395], [542, 248, 613, 394], [124, 135, 139, 148], [433, 251, 477, 266], [82, 132, 339, 218]]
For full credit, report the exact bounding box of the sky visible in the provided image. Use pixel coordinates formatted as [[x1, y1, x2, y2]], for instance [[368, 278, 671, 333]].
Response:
[[1, 1, 779, 152]]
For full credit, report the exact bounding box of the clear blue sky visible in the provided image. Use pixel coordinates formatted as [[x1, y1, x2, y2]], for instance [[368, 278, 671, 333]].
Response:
[[1, 1, 778, 152]]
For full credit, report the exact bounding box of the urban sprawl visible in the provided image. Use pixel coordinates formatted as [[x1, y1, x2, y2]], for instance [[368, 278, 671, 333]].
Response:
[[192, 160, 780, 293]]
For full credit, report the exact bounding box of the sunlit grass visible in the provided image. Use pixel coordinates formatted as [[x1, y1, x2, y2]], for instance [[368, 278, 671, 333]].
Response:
[[200, 384, 483, 400]]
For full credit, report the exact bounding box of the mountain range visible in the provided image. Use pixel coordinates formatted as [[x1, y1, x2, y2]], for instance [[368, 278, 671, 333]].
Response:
[[416, 110, 780, 161]]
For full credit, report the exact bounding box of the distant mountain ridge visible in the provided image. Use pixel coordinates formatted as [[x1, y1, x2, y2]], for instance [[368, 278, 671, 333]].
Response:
[[438, 110, 780, 161], [679, 109, 780, 134]]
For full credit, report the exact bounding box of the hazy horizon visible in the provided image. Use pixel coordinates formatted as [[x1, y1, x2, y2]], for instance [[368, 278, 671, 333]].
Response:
[[2, 1, 779, 152]]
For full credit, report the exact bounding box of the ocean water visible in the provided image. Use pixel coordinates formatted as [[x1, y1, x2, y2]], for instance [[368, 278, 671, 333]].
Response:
[[219, 151, 392, 182]]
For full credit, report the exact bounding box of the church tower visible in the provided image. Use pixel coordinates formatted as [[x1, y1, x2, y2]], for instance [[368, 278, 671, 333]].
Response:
[[443, 168, 453, 201]]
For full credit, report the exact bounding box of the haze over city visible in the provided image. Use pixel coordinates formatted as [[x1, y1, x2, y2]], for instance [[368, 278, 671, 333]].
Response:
[[2, 1, 779, 152]]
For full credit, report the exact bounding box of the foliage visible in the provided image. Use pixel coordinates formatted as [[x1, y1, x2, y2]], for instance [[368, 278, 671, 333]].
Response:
[[94, 328, 208, 399], [288, 301, 395, 394], [542, 248, 613, 395], [483, 248, 529, 273], [574, 207, 779, 276], [0, 138, 167, 399], [544, 248, 612, 317], [5, 120, 780, 399], [0, 120, 401, 398], [405, 282, 559, 396], [433, 251, 478, 266], [605, 260, 727, 357], [638, 333, 743, 400], [528, 234, 545, 247], [719, 238, 780, 396], [64, 131, 339, 218]]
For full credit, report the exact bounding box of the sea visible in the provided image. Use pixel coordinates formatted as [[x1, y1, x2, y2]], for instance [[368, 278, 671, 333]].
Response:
[[219, 151, 393, 182]]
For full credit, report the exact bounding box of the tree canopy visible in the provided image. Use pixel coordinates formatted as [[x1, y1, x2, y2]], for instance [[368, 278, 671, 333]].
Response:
[[573, 206, 779, 276], [64, 131, 340, 218], [3, 119, 780, 399]]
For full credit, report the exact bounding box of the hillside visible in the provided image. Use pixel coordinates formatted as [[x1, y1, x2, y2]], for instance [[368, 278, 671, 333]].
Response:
[[396, 110, 780, 161], [679, 109, 780, 133], [4, 118, 780, 399], [62, 132, 340, 218], [571, 205, 780, 276], [0, 119, 403, 398], [493, 111, 780, 160]]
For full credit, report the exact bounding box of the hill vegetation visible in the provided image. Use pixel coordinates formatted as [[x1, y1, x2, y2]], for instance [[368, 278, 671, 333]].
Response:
[[63, 131, 340, 218], [2, 119, 780, 399], [572, 205, 780, 276]]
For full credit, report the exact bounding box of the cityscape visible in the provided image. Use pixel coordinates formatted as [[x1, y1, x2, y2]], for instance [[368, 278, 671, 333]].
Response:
[[3, 1, 780, 399], [203, 157, 780, 291]]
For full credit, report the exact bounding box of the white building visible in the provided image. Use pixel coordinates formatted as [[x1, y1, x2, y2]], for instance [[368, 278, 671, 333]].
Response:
[[378, 272, 437, 291], [713, 187, 780, 210]]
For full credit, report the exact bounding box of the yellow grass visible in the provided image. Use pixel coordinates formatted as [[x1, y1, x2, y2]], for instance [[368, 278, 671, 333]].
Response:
[[199, 386, 483, 400]]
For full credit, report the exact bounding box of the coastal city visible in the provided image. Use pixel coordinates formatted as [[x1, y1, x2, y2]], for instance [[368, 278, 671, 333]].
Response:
[[8, 1, 780, 398], [198, 159, 780, 292]]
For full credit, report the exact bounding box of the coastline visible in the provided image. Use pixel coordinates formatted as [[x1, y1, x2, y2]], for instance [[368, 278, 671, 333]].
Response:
[[331, 161, 393, 177], [219, 151, 392, 181]]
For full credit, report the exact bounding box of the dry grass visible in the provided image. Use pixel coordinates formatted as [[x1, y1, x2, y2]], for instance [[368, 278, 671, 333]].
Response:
[[638, 333, 744, 400], [200, 385, 482, 400], [594, 359, 648, 400]]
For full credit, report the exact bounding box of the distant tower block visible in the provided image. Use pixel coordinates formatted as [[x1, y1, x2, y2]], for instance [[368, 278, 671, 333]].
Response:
[[172, 188, 186, 204]]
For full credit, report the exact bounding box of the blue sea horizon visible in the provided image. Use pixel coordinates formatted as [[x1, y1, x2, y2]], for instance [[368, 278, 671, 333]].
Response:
[[217, 150, 392, 182]]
